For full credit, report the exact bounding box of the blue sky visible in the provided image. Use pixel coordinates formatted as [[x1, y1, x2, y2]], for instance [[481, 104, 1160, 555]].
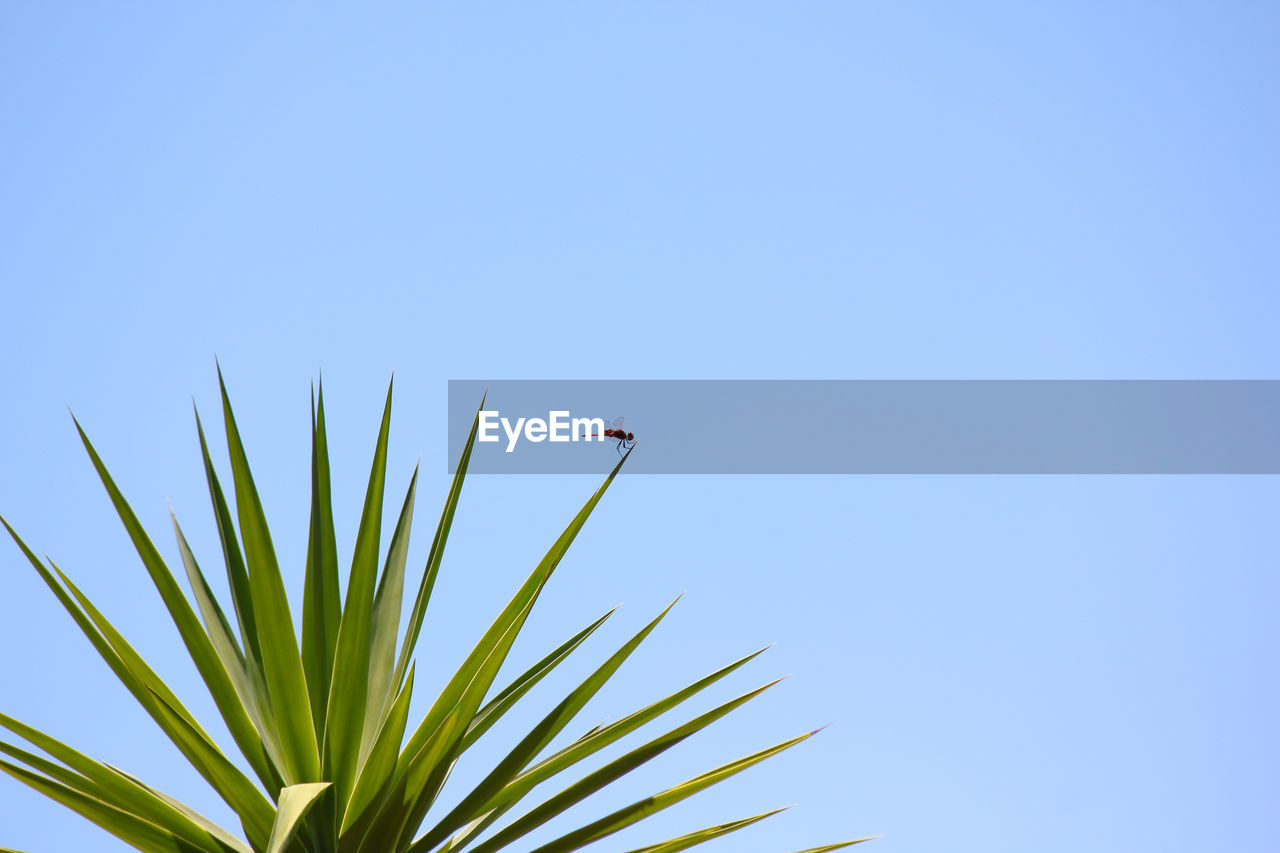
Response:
[[1, 4, 1278, 851]]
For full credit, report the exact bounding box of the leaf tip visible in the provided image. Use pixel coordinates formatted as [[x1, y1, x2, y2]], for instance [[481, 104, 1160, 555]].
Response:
[[216, 362, 231, 398]]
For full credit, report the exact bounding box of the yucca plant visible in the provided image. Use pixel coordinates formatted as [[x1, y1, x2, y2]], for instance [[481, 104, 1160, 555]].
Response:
[[0, 372, 869, 853]]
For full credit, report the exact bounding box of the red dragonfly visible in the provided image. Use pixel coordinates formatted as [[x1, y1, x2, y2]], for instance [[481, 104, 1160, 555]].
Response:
[[592, 417, 635, 455]]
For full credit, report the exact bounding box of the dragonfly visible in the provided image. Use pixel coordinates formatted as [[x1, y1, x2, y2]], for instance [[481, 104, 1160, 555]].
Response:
[[592, 417, 635, 455]]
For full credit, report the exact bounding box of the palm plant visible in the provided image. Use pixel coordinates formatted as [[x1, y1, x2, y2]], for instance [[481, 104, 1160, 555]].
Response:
[[0, 372, 869, 853]]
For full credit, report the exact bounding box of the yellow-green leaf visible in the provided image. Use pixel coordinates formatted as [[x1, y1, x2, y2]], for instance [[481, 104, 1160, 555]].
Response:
[[266, 783, 331, 853]]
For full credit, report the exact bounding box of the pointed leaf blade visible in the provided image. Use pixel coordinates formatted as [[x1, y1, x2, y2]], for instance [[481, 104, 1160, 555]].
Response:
[[302, 382, 342, 735], [194, 404, 263, 676], [0, 717, 250, 853], [391, 394, 485, 691], [463, 678, 785, 853], [324, 376, 395, 811], [525, 731, 820, 853], [172, 512, 287, 791], [789, 841, 882, 853], [460, 606, 617, 752], [621, 807, 790, 853], [363, 463, 419, 759], [265, 783, 331, 853], [218, 369, 320, 783], [0, 760, 201, 853], [415, 599, 679, 852], [72, 419, 277, 791], [446, 645, 772, 851], [340, 665, 416, 834]]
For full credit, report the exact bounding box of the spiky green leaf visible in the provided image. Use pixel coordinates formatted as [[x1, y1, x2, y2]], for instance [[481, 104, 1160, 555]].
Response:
[[0, 760, 204, 853], [463, 678, 784, 853], [363, 463, 418, 760], [389, 394, 485, 697], [218, 368, 320, 784], [302, 382, 342, 736], [460, 606, 617, 752], [324, 376, 394, 814], [73, 418, 278, 792], [523, 730, 820, 853], [621, 807, 790, 853], [341, 665, 415, 834], [266, 783, 331, 853], [789, 840, 882, 852], [413, 598, 679, 852]]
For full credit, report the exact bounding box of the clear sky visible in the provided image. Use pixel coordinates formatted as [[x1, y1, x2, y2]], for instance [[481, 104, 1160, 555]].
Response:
[[2, 4, 1278, 852]]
